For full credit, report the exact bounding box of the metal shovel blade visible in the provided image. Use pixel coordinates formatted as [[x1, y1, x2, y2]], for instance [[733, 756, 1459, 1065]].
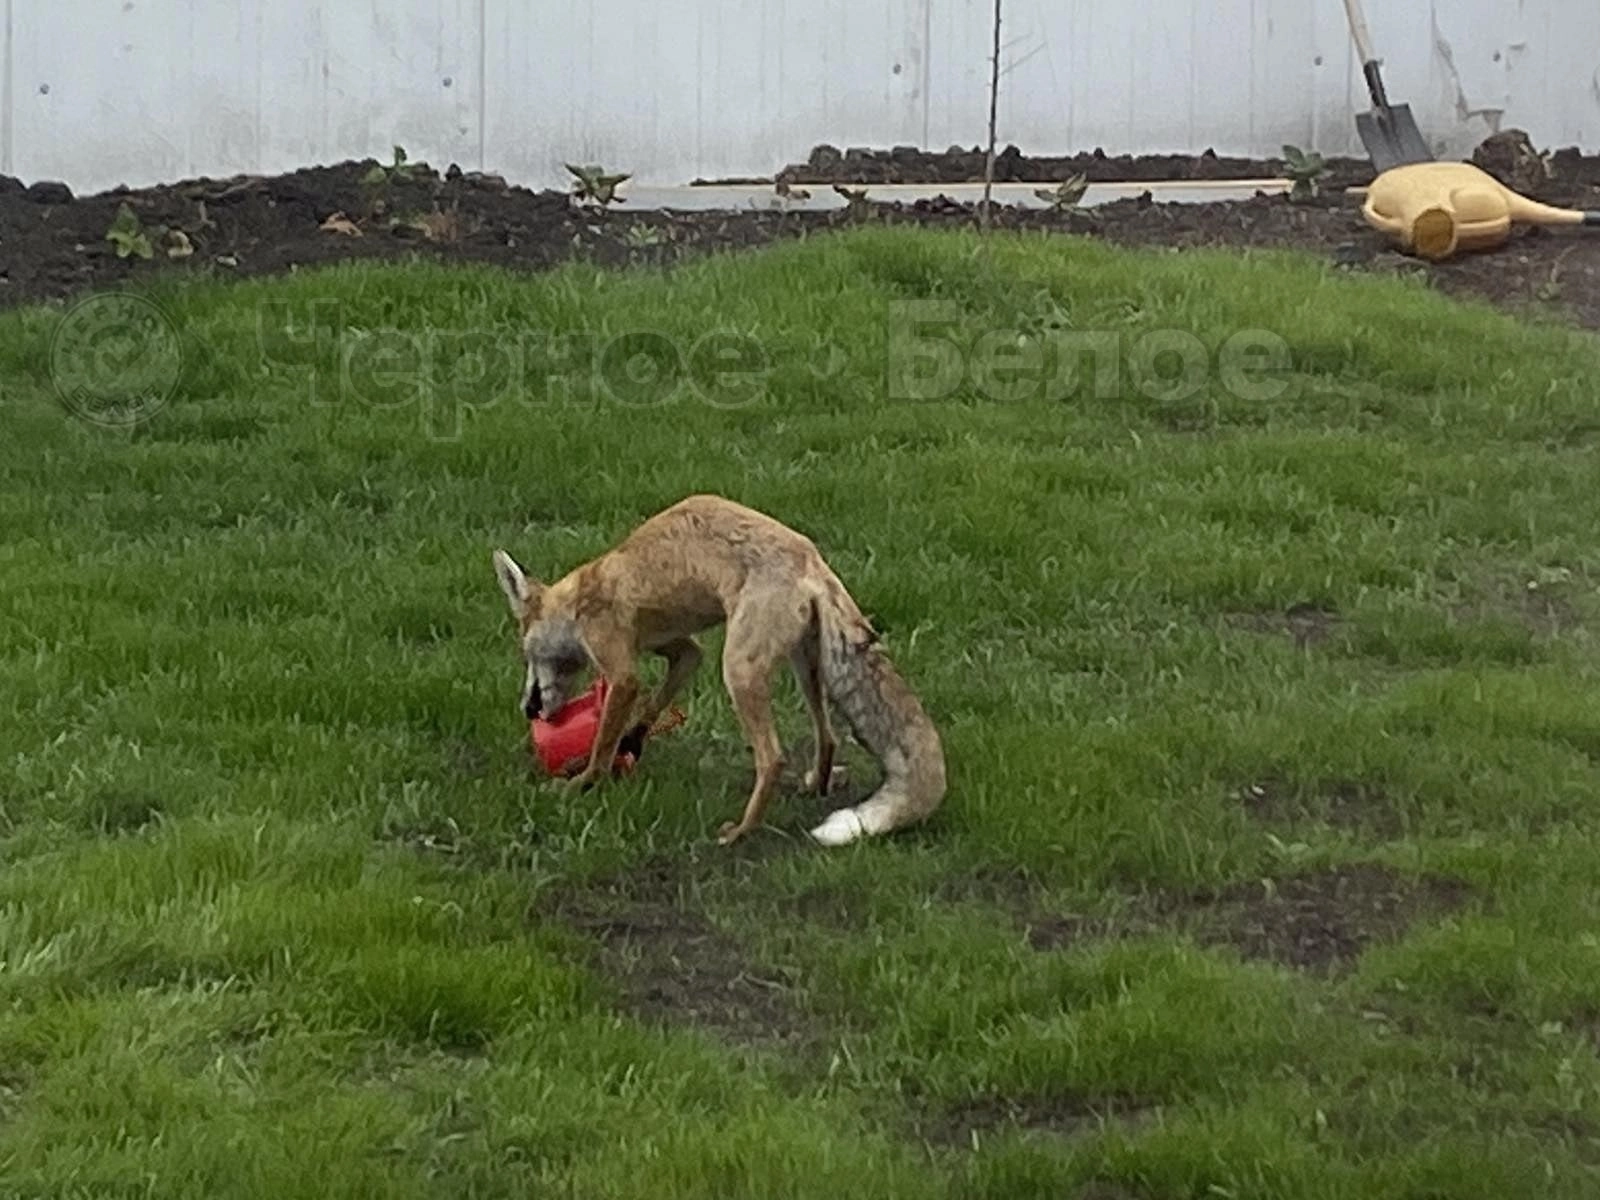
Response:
[[1341, 0, 1433, 172], [1355, 103, 1433, 173]]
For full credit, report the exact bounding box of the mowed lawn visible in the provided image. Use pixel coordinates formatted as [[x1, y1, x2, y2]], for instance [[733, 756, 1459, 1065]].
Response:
[[4, 224, 1600, 1198]]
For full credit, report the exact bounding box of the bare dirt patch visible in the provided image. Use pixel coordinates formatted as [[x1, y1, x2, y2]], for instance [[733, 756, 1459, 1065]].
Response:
[[930, 864, 1042, 909], [75, 785, 164, 835], [532, 851, 817, 1052], [1176, 863, 1477, 974], [1018, 908, 1149, 954], [786, 876, 877, 929], [926, 867, 1147, 950], [1225, 603, 1345, 649], [1237, 774, 1404, 839], [920, 1090, 1161, 1150], [1513, 587, 1585, 637], [1448, 570, 1589, 638], [977, 863, 1475, 974]]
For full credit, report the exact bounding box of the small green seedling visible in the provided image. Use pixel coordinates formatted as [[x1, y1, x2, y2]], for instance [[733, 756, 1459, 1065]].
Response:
[[1034, 173, 1089, 211], [1281, 144, 1327, 202], [358, 146, 420, 221], [362, 145, 417, 189], [566, 164, 630, 206], [104, 203, 196, 260], [622, 222, 665, 247], [105, 203, 154, 260]]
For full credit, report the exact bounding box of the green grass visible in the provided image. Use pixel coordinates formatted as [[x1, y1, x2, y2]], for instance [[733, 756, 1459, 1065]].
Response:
[[4, 224, 1600, 1197]]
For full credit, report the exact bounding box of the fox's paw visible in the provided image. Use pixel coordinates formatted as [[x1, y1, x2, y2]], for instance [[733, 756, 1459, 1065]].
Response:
[[716, 819, 753, 846], [809, 807, 866, 847]]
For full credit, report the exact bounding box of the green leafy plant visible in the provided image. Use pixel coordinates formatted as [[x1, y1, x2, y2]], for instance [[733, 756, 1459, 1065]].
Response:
[[358, 146, 421, 221], [622, 222, 665, 247], [1034, 172, 1088, 212], [105, 203, 154, 260], [361, 145, 417, 189], [565, 163, 630, 206], [102, 201, 205, 262], [1281, 144, 1327, 202]]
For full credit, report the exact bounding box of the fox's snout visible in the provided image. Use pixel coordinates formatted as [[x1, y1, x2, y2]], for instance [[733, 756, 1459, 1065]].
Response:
[[522, 682, 542, 720]]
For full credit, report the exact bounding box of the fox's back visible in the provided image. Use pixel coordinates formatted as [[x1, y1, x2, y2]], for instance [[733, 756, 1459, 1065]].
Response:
[[633, 494, 821, 561], [607, 494, 834, 611]]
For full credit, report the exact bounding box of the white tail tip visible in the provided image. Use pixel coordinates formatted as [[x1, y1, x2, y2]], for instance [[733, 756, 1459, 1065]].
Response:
[[808, 807, 867, 847]]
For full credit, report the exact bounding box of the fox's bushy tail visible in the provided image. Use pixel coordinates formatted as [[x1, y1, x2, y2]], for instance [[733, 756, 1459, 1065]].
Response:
[[805, 572, 946, 846]]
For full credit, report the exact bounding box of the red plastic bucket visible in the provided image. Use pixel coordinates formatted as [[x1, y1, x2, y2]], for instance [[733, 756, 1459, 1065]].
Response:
[[529, 678, 638, 777]]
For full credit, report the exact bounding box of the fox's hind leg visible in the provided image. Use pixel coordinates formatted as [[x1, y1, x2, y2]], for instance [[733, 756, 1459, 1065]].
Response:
[[790, 638, 836, 796], [716, 590, 810, 845], [718, 656, 783, 846], [618, 636, 703, 762], [641, 636, 702, 725]]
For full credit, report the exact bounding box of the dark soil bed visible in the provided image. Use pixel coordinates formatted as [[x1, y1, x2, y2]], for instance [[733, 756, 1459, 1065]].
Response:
[[763, 138, 1600, 192], [5, 140, 1600, 330], [762, 141, 1379, 193]]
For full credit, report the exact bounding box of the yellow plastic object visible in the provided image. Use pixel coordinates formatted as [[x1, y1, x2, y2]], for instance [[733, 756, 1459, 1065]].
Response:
[[1361, 160, 1598, 261]]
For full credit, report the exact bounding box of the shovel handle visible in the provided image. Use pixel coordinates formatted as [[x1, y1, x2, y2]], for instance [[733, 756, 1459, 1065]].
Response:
[[1340, 0, 1378, 63], [1341, 0, 1394, 108]]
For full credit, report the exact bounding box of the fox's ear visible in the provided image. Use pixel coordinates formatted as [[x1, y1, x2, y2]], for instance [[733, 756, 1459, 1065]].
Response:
[[492, 549, 540, 616]]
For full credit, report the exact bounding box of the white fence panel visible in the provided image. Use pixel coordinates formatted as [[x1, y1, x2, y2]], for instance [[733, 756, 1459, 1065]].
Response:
[[3, 0, 1597, 196]]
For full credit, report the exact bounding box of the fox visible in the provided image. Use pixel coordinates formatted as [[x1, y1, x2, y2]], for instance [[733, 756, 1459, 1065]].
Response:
[[491, 493, 946, 847]]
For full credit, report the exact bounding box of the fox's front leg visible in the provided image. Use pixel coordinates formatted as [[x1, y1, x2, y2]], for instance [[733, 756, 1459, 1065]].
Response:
[[565, 671, 641, 793]]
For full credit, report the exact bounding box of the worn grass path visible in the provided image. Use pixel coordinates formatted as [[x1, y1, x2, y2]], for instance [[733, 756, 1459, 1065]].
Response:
[[3, 226, 1600, 1196]]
